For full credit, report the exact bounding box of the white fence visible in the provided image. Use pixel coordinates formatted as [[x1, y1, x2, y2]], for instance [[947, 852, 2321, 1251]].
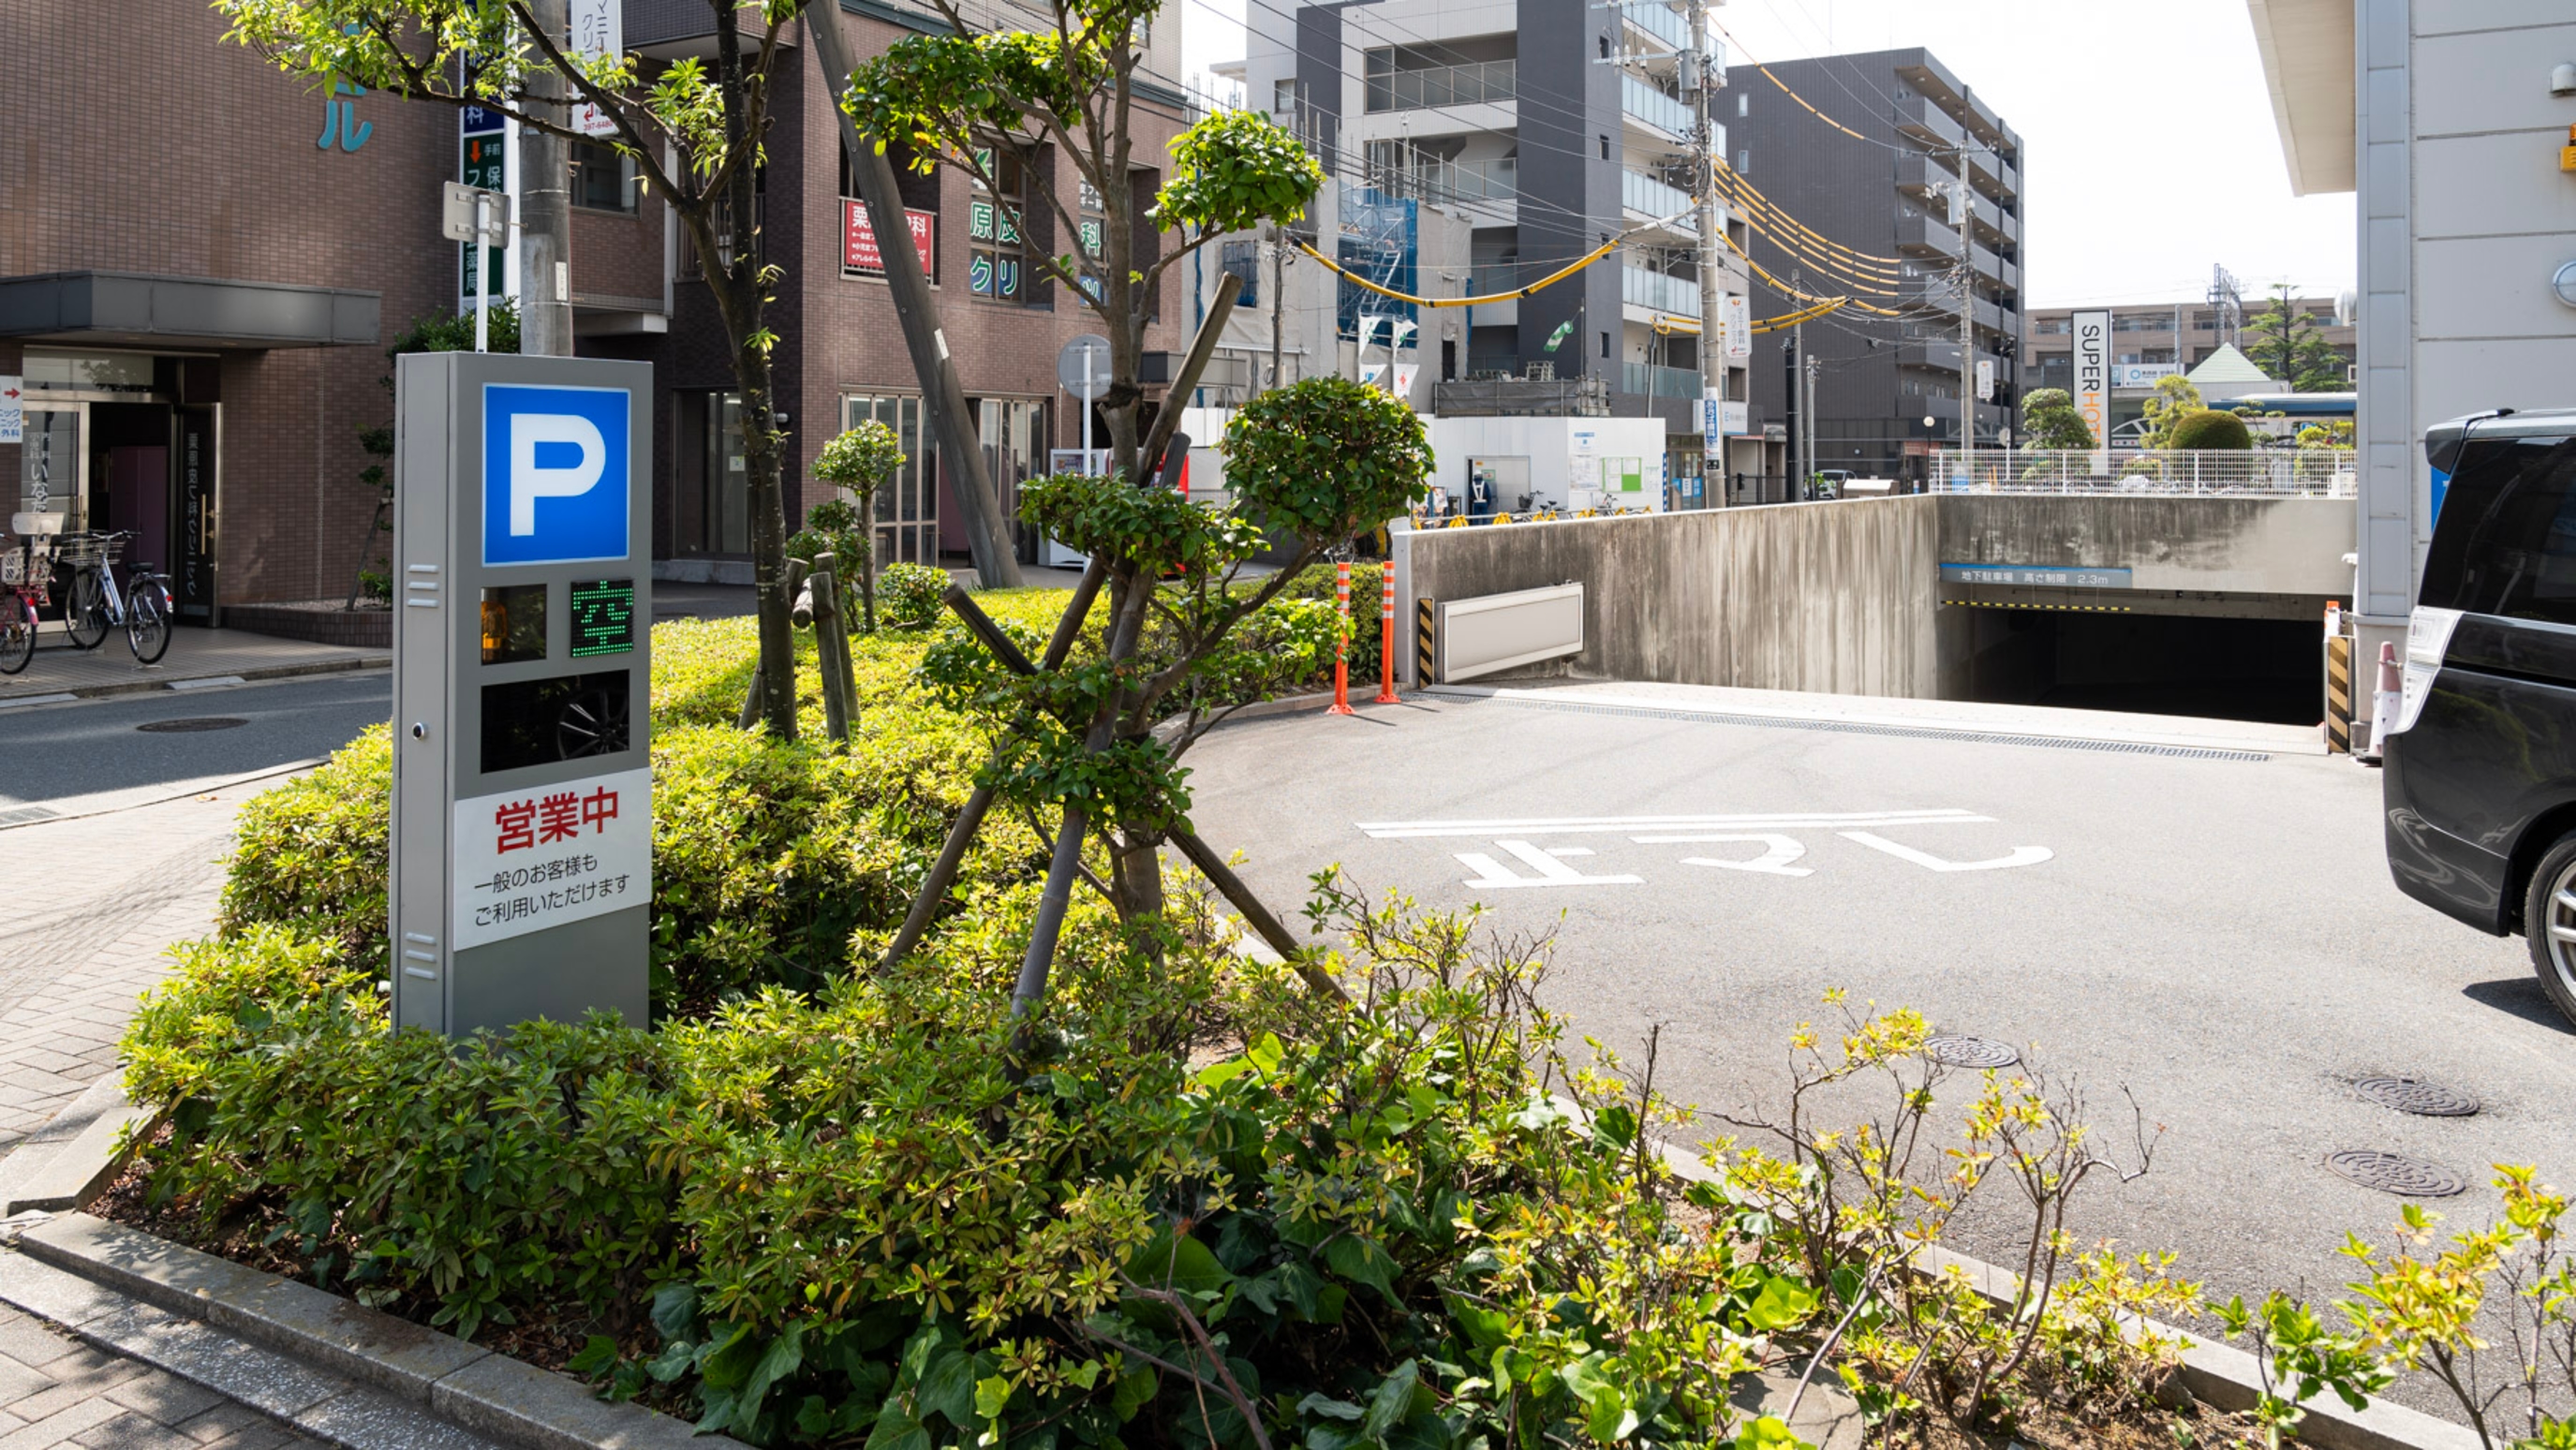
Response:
[[1931, 449, 2356, 496]]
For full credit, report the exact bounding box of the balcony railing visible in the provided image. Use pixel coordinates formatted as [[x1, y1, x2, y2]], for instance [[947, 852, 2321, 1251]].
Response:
[[1365, 58, 1517, 112], [1622, 264, 1701, 318], [1621, 74, 1692, 138], [1367, 151, 1517, 203], [1621, 168, 1695, 227], [1935, 449, 2356, 497], [1894, 96, 1963, 149], [1621, 361, 1703, 399], [1621, 0, 1686, 50]]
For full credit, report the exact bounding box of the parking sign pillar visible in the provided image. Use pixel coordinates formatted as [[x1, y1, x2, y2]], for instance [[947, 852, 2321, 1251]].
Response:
[[391, 352, 653, 1037]]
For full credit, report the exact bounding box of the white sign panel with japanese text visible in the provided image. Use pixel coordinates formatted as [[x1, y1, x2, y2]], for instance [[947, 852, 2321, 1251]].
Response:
[[450, 766, 650, 950], [0, 378, 21, 445], [568, 0, 622, 138]]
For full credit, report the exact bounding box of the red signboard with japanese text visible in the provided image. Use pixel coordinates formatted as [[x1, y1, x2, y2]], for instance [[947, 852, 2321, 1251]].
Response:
[[845, 202, 938, 278]]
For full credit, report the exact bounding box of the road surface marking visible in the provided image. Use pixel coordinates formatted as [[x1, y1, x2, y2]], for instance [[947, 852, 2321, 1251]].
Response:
[[1362, 808, 1989, 839], [1455, 840, 1644, 890], [1839, 831, 2052, 873], [1646, 833, 1814, 877]]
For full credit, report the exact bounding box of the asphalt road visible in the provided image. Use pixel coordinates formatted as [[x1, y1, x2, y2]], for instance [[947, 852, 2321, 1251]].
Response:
[[0, 671, 391, 811], [1184, 687, 2572, 1397]]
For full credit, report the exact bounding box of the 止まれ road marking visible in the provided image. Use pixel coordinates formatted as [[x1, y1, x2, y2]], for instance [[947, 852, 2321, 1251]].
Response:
[[1838, 831, 2053, 873], [1455, 840, 1645, 890], [1642, 833, 1814, 877]]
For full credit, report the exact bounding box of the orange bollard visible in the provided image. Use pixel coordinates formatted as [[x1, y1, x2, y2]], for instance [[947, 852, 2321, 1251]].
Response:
[[1328, 561, 1356, 716], [1374, 560, 1399, 703]]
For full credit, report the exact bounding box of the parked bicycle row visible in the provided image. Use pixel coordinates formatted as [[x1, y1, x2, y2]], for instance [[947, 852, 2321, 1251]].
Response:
[[0, 516, 174, 673]]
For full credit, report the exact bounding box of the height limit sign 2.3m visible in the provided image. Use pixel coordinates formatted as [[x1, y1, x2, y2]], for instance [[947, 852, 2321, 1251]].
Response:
[[392, 353, 653, 1037]]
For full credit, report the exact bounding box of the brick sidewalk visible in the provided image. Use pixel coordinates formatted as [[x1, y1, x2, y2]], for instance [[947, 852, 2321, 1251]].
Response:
[[0, 789, 244, 1160], [0, 1304, 327, 1450]]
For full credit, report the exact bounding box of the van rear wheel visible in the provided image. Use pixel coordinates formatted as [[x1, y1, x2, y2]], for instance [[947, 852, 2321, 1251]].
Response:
[[2524, 836, 2576, 1028]]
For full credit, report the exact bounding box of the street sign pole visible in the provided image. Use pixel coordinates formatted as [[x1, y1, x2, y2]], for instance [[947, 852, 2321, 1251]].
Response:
[[391, 351, 653, 1036]]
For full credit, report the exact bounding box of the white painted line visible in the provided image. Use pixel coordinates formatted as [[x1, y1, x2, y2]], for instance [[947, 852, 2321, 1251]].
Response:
[[1668, 834, 1813, 876], [0, 694, 78, 711], [1362, 807, 1987, 839], [166, 675, 249, 691], [1455, 839, 1643, 889], [1839, 831, 2052, 872]]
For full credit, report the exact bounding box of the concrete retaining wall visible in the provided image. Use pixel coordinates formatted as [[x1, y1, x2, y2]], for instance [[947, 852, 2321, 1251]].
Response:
[[1937, 495, 2356, 596], [1401, 497, 1945, 698], [1399, 493, 2356, 700]]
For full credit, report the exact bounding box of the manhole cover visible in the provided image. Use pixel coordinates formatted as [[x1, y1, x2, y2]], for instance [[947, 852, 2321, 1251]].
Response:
[[2325, 1150, 2466, 1197], [2354, 1077, 2480, 1117], [136, 717, 248, 733], [1925, 1035, 2021, 1070]]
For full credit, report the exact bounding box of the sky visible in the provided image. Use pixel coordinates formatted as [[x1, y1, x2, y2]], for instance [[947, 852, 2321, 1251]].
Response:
[[1177, 0, 2360, 310]]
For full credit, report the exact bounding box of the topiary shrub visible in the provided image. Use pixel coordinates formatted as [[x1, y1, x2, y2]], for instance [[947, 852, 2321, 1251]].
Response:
[[877, 562, 951, 630], [2168, 408, 2253, 451]]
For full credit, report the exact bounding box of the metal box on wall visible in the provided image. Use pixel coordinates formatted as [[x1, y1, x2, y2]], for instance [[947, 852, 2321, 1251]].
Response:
[[390, 352, 653, 1037]]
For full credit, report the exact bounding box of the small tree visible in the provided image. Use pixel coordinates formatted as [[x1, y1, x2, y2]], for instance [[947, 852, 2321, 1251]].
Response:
[[2019, 388, 2096, 451], [808, 422, 906, 631], [912, 377, 1430, 1008], [2245, 284, 2348, 392], [843, 2, 1326, 482], [216, 0, 849, 738], [2137, 374, 2207, 451]]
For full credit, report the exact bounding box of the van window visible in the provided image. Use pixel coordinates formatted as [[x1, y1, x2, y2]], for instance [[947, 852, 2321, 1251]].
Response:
[[2420, 435, 2576, 623]]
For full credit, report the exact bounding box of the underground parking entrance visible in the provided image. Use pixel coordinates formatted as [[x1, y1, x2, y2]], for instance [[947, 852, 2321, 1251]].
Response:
[[1941, 592, 2329, 726]]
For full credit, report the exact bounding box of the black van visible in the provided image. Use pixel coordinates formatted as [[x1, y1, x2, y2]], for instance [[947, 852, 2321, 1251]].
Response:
[[2384, 409, 2576, 1022]]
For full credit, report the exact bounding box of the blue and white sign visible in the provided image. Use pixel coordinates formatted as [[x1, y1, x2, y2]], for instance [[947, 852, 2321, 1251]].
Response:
[[1939, 563, 2135, 589], [482, 384, 630, 567]]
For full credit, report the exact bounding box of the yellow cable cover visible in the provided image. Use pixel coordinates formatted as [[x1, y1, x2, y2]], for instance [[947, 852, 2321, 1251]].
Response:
[[1294, 234, 1623, 307]]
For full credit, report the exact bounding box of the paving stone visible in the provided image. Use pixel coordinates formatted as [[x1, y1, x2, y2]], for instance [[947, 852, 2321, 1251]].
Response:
[[114, 1322, 342, 1423], [0, 1312, 82, 1369], [105, 1372, 227, 1428], [208, 1275, 486, 1402], [0, 1357, 57, 1411], [1, 1351, 151, 1422], [189, 1428, 295, 1450], [296, 1388, 510, 1450], [0, 1398, 126, 1450], [0, 1257, 128, 1334], [71, 1411, 203, 1450], [165, 1404, 270, 1447]]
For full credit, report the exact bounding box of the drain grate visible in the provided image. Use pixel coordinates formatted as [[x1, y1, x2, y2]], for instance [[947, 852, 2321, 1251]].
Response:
[[1475, 695, 2273, 762], [1925, 1035, 2021, 1070], [136, 717, 249, 733], [2325, 1150, 2466, 1198], [2355, 1077, 2481, 1118]]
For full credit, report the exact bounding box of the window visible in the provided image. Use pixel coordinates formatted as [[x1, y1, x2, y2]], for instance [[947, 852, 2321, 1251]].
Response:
[[976, 398, 1051, 562], [839, 140, 940, 282], [840, 394, 936, 565], [1274, 78, 1298, 114], [1736, 93, 1748, 118], [1219, 240, 1261, 305], [1599, 331, 1609, 360], [570, 138, 633, 212], [1735, 149, 1749, 172], [691, 393, 749, 556], [969, 148, 1031, 303], [2420, 436, 2576, 624]]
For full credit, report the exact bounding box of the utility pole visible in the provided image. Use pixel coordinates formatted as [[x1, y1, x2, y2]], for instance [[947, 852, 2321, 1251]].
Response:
[[1688, 0, 1725, 507], [1951, 179, 1974, 489], [1784, 311, 1802, 501], [520, 0, 573, 356], [1268, 224, 1285, 392]]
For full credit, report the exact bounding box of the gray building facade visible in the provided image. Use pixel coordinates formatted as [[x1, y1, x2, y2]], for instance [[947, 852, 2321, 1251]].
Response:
[[1732, 48, 2023, 485]]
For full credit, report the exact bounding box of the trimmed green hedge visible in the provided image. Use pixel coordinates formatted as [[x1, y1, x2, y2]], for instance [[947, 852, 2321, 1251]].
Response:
[[2167, 409, 2253, 451]]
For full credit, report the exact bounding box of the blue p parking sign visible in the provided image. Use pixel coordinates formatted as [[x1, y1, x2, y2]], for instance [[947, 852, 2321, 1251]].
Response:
[[482, 383, 631, 566]]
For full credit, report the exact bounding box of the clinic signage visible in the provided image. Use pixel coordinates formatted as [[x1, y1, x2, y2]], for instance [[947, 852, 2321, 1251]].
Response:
[[845, 202, 937, 278], [2070, 310, 2110, 454], [391, 352, 652, 1038]]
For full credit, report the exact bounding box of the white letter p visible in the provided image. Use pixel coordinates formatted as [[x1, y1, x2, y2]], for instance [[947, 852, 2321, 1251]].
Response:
[[509, 413, 605, 536]]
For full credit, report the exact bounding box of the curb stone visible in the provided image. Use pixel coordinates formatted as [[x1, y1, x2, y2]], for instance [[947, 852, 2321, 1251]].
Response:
[[0, 1074, 742, 1450], [1219, 932, 2479, 1450]]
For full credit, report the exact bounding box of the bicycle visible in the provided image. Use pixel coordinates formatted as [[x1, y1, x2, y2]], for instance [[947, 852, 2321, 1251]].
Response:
[[60, 531, 174, 665], [0, 535, 50, 676]]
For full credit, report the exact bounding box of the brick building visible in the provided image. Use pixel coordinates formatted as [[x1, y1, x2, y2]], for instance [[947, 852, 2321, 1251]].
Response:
[[0, 0, 1192, 619]]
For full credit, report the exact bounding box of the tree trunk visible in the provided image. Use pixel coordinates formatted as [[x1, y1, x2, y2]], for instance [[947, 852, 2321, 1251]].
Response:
[[857, 485, 878, 631], [708, 3, 796, 738]]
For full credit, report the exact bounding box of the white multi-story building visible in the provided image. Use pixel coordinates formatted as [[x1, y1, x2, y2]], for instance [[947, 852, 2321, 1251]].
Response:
[[1198, 0, 1758, 500]]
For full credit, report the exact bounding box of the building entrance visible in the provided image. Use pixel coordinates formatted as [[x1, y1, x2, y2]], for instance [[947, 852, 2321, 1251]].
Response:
[[16, 350, 219, 624]]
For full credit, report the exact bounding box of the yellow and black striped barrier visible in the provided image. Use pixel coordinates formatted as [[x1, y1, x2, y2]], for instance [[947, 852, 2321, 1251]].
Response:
[[1416, 597, 1436, 685]]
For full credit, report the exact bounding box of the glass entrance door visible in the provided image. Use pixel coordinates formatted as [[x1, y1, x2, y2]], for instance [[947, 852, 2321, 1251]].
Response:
[[17, 405, 84, 530]]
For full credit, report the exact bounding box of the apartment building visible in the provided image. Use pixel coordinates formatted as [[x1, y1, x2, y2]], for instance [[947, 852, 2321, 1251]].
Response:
[[1731, 48, 2024, 486], [0, 0, 1191, 619], [1221, 0, 1764, 496]]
